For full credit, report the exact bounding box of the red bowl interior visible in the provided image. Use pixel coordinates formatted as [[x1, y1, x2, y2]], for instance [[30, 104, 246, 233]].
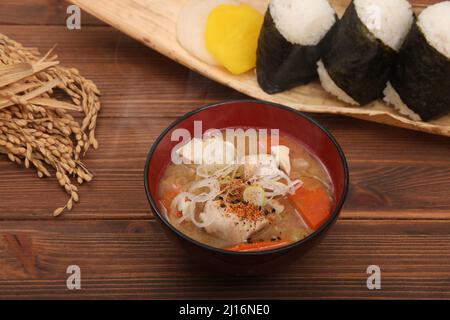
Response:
[[146, 100, 348, 248]]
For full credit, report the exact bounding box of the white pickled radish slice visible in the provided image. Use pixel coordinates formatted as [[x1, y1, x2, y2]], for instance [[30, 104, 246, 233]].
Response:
[[176, 0, 239, 66]]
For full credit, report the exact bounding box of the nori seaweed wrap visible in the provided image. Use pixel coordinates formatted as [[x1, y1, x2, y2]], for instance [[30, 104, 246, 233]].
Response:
[[388, 17, 450, 121], [256, 0, 338, 94], [321, 2, 397, 105]]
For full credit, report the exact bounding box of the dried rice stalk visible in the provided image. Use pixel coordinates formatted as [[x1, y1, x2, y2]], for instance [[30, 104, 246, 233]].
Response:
[[0, 33, 101, 216]]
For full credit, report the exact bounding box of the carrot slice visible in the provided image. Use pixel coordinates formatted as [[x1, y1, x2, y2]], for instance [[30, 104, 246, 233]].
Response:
[[226, 240, 290, 252], [161, 190, 178, 209], [160, 186, 183, 217], [288, 187, 332, 231]]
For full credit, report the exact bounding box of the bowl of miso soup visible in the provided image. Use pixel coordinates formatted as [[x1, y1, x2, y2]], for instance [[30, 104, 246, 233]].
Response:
[[145, 100, 348, 275]]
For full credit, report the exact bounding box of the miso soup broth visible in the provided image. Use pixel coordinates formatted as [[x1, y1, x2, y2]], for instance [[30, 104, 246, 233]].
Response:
[[158, 129, 334, 252]]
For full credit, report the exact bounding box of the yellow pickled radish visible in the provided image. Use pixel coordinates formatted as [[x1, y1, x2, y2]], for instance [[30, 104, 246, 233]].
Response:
[[205, 4, 264, 75]]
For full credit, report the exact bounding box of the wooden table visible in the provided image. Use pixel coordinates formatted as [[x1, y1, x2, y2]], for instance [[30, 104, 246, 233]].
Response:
[[1, 0, 449, 299]]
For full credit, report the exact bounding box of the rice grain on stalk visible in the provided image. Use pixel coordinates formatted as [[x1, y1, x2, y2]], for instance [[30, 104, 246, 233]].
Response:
[[0, 33, 101, 216]]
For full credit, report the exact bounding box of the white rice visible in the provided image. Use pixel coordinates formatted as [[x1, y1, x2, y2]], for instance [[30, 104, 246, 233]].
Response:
[[354, 0, 413, 51], [269, 0, 336, 46], [418, 1, 450, 59], [383, 82, 422, 121], [317, 60, 359, 105]]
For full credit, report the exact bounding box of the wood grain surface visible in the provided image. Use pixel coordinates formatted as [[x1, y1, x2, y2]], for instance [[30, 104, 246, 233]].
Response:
[[0, 0, 449, 299], [70, 0, 450, 137]]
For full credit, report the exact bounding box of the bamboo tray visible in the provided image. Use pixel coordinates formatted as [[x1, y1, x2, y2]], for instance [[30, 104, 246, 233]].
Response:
[[71, 0, 450, 137]]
